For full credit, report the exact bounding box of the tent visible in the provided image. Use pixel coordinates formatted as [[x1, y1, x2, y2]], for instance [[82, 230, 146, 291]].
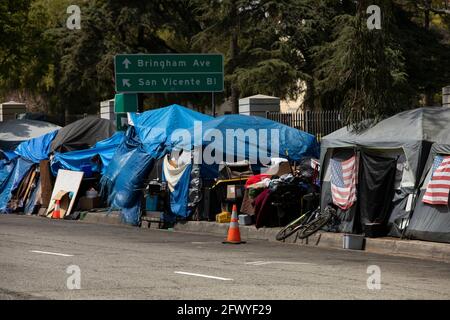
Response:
[[50, 131, 125, 175], [101, 104, 213, 225], [0, 119, 60, 151], [320, 107, 450, 235], [406, 125, 450, 243], [50, 117, 115, 153]]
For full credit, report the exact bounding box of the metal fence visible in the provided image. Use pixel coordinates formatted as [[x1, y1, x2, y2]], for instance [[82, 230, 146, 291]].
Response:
[[266, 110, 367, 141]]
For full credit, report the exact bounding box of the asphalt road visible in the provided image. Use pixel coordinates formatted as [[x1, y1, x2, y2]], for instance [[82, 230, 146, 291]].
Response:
[[0, 214, 449, 300]]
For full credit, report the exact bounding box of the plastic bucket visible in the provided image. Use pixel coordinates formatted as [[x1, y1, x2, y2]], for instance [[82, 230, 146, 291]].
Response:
[[343, 234, 364, 250], [146, 195, 158, 211]]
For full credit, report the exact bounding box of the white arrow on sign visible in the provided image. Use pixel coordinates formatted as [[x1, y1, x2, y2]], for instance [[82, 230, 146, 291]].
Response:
[[122, 79, 131, 87], [122, 58, 131, 69]]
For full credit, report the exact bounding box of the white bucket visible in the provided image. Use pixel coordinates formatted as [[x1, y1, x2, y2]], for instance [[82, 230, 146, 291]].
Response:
[[86, 190, 98, 198], [343, 234, 364, 250]]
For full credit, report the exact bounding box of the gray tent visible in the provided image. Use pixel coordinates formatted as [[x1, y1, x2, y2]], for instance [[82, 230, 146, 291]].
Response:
[[0, 119, 60, 151], [320, 107, 450, 237], [407, 126, 450, 243]]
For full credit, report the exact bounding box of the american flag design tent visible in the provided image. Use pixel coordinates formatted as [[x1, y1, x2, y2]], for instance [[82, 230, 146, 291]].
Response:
[[330, 155, 358, 210], [422, 155, 450, 205]]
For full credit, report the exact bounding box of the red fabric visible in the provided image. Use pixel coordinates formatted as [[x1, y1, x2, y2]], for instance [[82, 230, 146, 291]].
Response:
[[254, 188, 275, 229], [245, 174, 271, 188]]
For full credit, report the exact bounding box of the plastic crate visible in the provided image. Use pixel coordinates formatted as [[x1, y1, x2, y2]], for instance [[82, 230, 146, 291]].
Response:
[[216, 211, 231, 223]]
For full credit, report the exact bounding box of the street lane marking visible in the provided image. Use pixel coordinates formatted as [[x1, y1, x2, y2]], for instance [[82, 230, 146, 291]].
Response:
[[174, 271, 233, 281], [30, 250, 73, 257], [245, 261, 312, 266]]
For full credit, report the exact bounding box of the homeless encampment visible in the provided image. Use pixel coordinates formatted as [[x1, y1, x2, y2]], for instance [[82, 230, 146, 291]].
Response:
[[0, 119, 60, 151], [320, 107, 450, 239], [101, 105, 320, 226], [0, 117, 116, 215]]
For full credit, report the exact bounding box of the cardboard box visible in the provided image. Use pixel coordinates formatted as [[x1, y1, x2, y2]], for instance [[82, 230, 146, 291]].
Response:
[[78, 196, 101, 210]]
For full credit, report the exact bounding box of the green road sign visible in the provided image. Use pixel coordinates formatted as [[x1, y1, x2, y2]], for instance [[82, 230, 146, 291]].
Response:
[[114, 54, 224, 93]]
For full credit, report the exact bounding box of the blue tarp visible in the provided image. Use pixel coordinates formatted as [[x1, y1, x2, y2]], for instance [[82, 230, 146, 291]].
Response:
[[101, 127, 155, 225], [0, 156, 16, 192], [0, 157, 34, 213], [1, 150, 18, 161], [50, 132, 125, 175], [0, 130, 57, 214], [102, 105, 213, 224], [173, 114, 320, 163], [14, 130, 58, 163], [130, 104, 213, 156]]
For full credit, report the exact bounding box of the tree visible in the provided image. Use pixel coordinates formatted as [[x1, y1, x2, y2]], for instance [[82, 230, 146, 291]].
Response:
[[312, 0, 410, 128]]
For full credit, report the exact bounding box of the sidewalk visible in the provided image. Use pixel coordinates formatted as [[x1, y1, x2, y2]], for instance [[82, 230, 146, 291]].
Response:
[[81, 212, 450, 263]]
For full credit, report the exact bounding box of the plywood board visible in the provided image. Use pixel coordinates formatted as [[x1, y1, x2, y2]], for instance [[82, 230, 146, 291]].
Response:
[[46, 169, 84, 218]]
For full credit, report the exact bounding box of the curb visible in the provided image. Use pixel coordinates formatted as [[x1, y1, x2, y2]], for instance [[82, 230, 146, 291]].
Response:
[[173, 221, 450, 263], [80, 211, 123, 225], [81, 212, 450, 263]]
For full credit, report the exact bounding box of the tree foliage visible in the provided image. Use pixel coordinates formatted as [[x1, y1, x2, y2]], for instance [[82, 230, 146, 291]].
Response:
[[0, 0, 449, 125]]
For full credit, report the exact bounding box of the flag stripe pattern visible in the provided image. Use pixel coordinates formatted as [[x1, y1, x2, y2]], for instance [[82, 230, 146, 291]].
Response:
[[330, 155, 358, 210], [423, 155, 450, 205]]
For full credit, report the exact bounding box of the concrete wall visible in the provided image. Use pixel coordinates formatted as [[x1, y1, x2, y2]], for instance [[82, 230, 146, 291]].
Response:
[[0, 101, 26, 121], [443, 86, 450, 108], [100, 99, 115, 120], [239, 94, 280, 118]]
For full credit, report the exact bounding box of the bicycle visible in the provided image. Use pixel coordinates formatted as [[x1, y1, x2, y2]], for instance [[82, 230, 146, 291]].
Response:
[[276, 205, 337, 241]]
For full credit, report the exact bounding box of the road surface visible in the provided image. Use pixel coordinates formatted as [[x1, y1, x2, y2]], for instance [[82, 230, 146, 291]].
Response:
[[0, 214, 449, 299]]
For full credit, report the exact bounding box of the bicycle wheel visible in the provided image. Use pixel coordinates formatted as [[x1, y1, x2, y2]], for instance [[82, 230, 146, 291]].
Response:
[[296, 208, 334, 239], [275, 211, 313, 241]]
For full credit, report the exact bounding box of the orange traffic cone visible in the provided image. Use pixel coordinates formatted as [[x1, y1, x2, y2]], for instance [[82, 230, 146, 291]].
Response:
[[223, 204, 246, 244], [52, 200, 61, 219]]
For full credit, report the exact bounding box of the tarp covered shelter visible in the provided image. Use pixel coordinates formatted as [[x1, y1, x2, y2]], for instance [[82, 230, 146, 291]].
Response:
[[169, 114, 319, 222], [0, 128, 59, 213], [50, 117, 115, 153], [320, 107, 450, 236], [0, 119, 60, 151], [101, 104, 213, 225]]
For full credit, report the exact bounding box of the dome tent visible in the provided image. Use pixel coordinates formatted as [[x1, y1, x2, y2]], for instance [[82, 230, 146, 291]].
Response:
[[320, 107, 450, 237], [407, 122, 450, 243]]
